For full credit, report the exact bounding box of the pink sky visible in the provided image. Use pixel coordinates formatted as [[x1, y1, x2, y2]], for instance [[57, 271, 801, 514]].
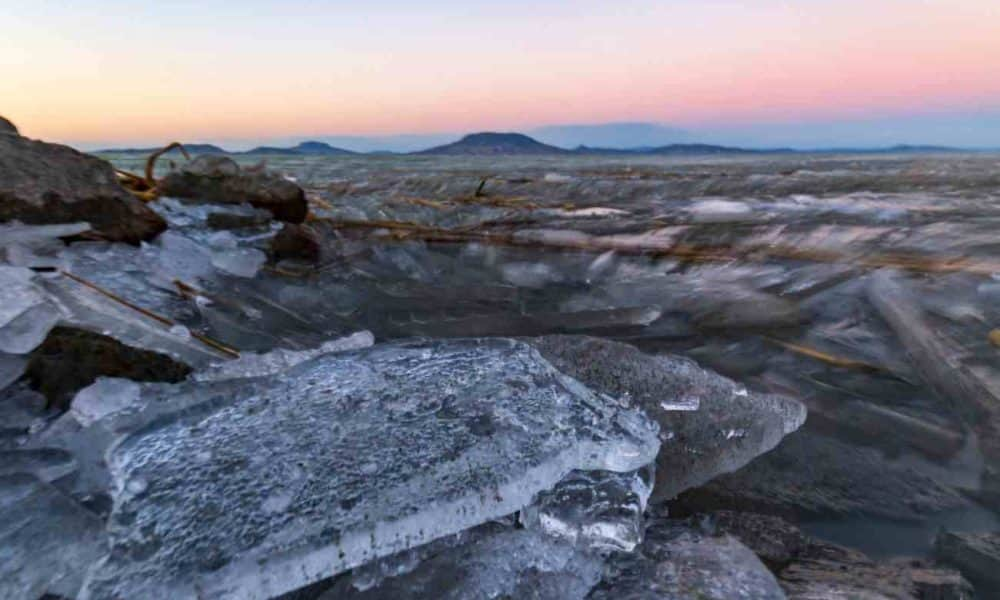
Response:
[[3, 0, 999, 145]]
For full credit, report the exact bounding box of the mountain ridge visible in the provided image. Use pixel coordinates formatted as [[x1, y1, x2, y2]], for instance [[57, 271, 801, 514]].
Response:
[[93, 133, 978, 156]]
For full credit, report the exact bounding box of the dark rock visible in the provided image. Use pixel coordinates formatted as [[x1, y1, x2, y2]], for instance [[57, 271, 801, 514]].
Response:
[[270, 223, 321, 262], [0, 115, 18, 135], [936, 530, 1000, 595], [707, 511, 810, 569], [527, 335, 806, 502], [25, 326, 191, 411], [0, 134, 166, 243], [589, 519, 787, 599], [158, 155, 307, 223], [708, 512, 974, 600]]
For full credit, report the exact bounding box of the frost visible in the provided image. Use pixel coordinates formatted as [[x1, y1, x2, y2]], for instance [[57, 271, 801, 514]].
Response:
[[79, 339, 659, 600]]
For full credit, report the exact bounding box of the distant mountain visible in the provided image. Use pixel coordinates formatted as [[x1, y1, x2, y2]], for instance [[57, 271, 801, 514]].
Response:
[[417, 132, 568, 156], [532, 122, 691, 149], [243, 141, 355, 155], [574, 143, 779, 155], [95, 143, 227, 154]]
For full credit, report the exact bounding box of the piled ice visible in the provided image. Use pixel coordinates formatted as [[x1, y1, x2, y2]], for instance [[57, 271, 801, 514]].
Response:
[[589, 519, 787, 600], [79, 339, 660, 599], [528, 336, 807, 500], [0, 474, 106, 600], [320, 527, 604, 600], [0, 266, 62, 354], [192, 330, 374, 381], [520, 467, 654, 552]]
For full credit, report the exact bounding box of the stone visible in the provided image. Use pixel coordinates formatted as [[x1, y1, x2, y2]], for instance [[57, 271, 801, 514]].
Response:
[[158, 156, 307, 223], [527, 335, 806, 501], [588, 519, 787, 599], [0, 115, 18, 135], [270, 223, 322, 262], [935, 530, 1000, 595], [0, 134, 166, 243], [703, 511, 973, 600], [25, 326, 192, 411], [79, 338, 660, 600]]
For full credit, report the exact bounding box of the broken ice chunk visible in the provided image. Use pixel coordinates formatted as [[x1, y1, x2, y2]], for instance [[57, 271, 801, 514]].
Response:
[[500, 261, 563, 288], [80, 339, 659, 600], [520, 467, 654, 552], [192, 330, 375, 382], [210, 247, 267, 278], [0, 266, 62, 354], [687, 198, 753, 223], [0, 447, 77, 483], [71, 378, 142, 427], [320, 528, 603, 600], [0, 474, 106, 600], [527, 336, 806, 501], [0, 352, 27, 391]]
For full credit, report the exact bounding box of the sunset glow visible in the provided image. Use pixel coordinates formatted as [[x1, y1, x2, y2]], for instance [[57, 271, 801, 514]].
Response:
[[4, 0, 1000, 147]]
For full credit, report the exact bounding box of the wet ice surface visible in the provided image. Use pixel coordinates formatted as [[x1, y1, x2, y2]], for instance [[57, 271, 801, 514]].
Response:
[[2, 151, 996, 597], [80, 339, 659, 600]]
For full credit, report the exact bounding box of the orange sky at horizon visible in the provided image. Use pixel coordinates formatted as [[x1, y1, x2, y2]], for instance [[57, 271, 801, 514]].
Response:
[[3, 0, 1000, 145]]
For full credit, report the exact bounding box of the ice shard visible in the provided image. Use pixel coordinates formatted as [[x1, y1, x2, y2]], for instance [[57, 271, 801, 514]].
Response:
[[520, 467, 653, 552], [320, 527, 604, 600], [79, 338, 660, 600], [0, 474, 106, 600], [527, 335, 806, 500], [0, 266, 61, 354], [192, 330, 375, 381]]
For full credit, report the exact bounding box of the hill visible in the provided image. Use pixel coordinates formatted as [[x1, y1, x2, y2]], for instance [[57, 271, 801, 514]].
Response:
[[96, 143, 227, 155], [243, 141, 355, 156], [417, 132, 568, 156]]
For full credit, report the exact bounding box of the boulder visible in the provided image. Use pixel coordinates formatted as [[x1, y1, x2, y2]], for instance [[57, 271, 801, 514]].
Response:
[[158, 155, 308, 223], [0, 115, 17, 135], [935, 530, 1000, 595], [25, 326, 192, 411], [589, 519, 788, 599], [270, 223, 321, 262], [710, 511, 974, 600], [0, 134, 166, 243]]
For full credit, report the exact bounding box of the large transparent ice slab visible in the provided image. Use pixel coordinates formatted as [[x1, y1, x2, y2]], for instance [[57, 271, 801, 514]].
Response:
[[80, 338, 660, 599]]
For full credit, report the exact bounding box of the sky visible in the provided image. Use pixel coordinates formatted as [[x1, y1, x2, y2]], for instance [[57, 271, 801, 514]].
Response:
[[3, 0, 1000, 150]]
